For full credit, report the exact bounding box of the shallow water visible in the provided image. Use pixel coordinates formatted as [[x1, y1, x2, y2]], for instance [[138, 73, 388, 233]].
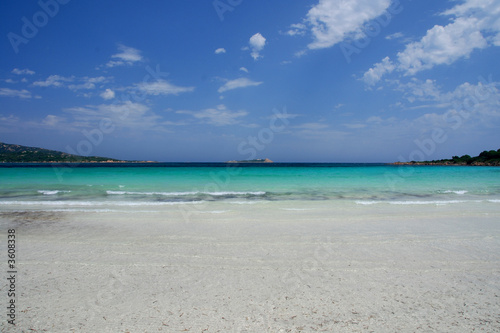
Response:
[[0, 164, 499, 212]]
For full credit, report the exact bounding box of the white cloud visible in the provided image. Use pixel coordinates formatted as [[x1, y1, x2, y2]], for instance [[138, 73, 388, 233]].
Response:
[[106, 44, 143, 67], [296, 0, 392, 49], [177, 104, 247, 126], [12, 68, 35, 75], [293, 122, 329, 130], [100, 88, 115, 100], [136, 79, 195, 95], [385, 32, 403, 40], [388, 76, 500, 122], [362, 56, 395, 86], [393, 78, 443, 102], [397, 18, 487, 75], [68, 76, 108, 90], [0, 114, 19, 123], [0, 88, 31, 99], [364, 0, 500, 84], [32, 75, 109, 91], [239, 67, 249, 73], [286, 23, 307, 36], [218, 77, 263, 93], [265, 112, 300, 120], [443, 0, 500, 42], [65, 101, 167, 131], [33, 75, 73, 87], [215, 48, 226, 54], [42, 115, 65, 127], [0, 114, 20, 132], [249, 33, 266, 60], [342, 123, 367, 129]]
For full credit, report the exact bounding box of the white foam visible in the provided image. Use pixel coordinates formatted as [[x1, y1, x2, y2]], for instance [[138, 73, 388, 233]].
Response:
[[106, 190, 266, 196], [281, 208, 314, 211], [4, 208, 163, 213], [356, 200, 467, 206], [106, 190, 198, 196], [37, 190, 71, 195], [0, 200, 204, 207], [197, 210, 230, 214], [208, 191, 266, 196], [227, 201, 266, 205], [442, 190, 468, 195]]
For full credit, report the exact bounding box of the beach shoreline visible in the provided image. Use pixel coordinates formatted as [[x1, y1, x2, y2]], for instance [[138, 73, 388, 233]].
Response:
[[2, 200, 500, 332]]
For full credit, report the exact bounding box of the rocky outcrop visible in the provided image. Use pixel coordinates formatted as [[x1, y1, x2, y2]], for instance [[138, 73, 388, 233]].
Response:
[[226, 158, 273, 163]]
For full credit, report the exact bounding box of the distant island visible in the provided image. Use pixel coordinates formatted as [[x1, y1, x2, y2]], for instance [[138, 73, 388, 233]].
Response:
[[0, 141, 130, 163], [393, 149, 500, 166], [226, 158, 273, 163]]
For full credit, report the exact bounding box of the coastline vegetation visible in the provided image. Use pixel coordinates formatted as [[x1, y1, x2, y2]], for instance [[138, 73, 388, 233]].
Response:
[[0, 142, 122, 163], [394, 149, 500, 166]]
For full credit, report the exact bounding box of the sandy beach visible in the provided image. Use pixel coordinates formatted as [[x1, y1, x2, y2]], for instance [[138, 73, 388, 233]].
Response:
[[2, 200, 500, 332]]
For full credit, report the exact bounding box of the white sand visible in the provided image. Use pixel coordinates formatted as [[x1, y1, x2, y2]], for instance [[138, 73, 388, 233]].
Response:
[[2, 201, 500, 332]]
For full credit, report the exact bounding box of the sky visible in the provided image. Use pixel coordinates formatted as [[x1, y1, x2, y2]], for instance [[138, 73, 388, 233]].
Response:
[[1, 0, 499, 162]]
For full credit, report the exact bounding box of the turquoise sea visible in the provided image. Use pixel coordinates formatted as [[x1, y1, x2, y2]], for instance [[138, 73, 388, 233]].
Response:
[[0, 163, 499, 211]]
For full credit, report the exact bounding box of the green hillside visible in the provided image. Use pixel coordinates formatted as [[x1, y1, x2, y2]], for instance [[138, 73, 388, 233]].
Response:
[[395, 149, 500, 166], [0, 142, 122, 163]]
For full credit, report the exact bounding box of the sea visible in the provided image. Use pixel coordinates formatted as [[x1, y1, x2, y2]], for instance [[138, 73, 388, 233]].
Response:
[[0, 163, 499, 216]]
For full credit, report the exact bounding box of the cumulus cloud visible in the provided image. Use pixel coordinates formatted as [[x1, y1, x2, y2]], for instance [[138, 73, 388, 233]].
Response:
[[11, 68, 35, 75], [363, 0, 500, 85], [218, 77, 262, 93], [292, 0, 392, 50], [0, 88, 32, 99], [33, 75, 74, 88], [100, 88, 115, 100], [106, 44, 143, 67], [177, 104, 247, 126], [65, 101, 167, 131], [136, 79, 195, 95], [215, 48, 226, 54], [393, 78, 443, 103], [249, 33, 266, 60], [42, 115, 65, 127], [286, 23, 307, 36], [68, 76, 108, 91], [362, 57, 395, 86], [398, 18, 487, 75], [387, 76, 500, 122]]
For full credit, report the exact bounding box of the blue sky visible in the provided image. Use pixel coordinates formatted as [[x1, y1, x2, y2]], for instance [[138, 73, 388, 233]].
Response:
[[1, 0, 499, 162]]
